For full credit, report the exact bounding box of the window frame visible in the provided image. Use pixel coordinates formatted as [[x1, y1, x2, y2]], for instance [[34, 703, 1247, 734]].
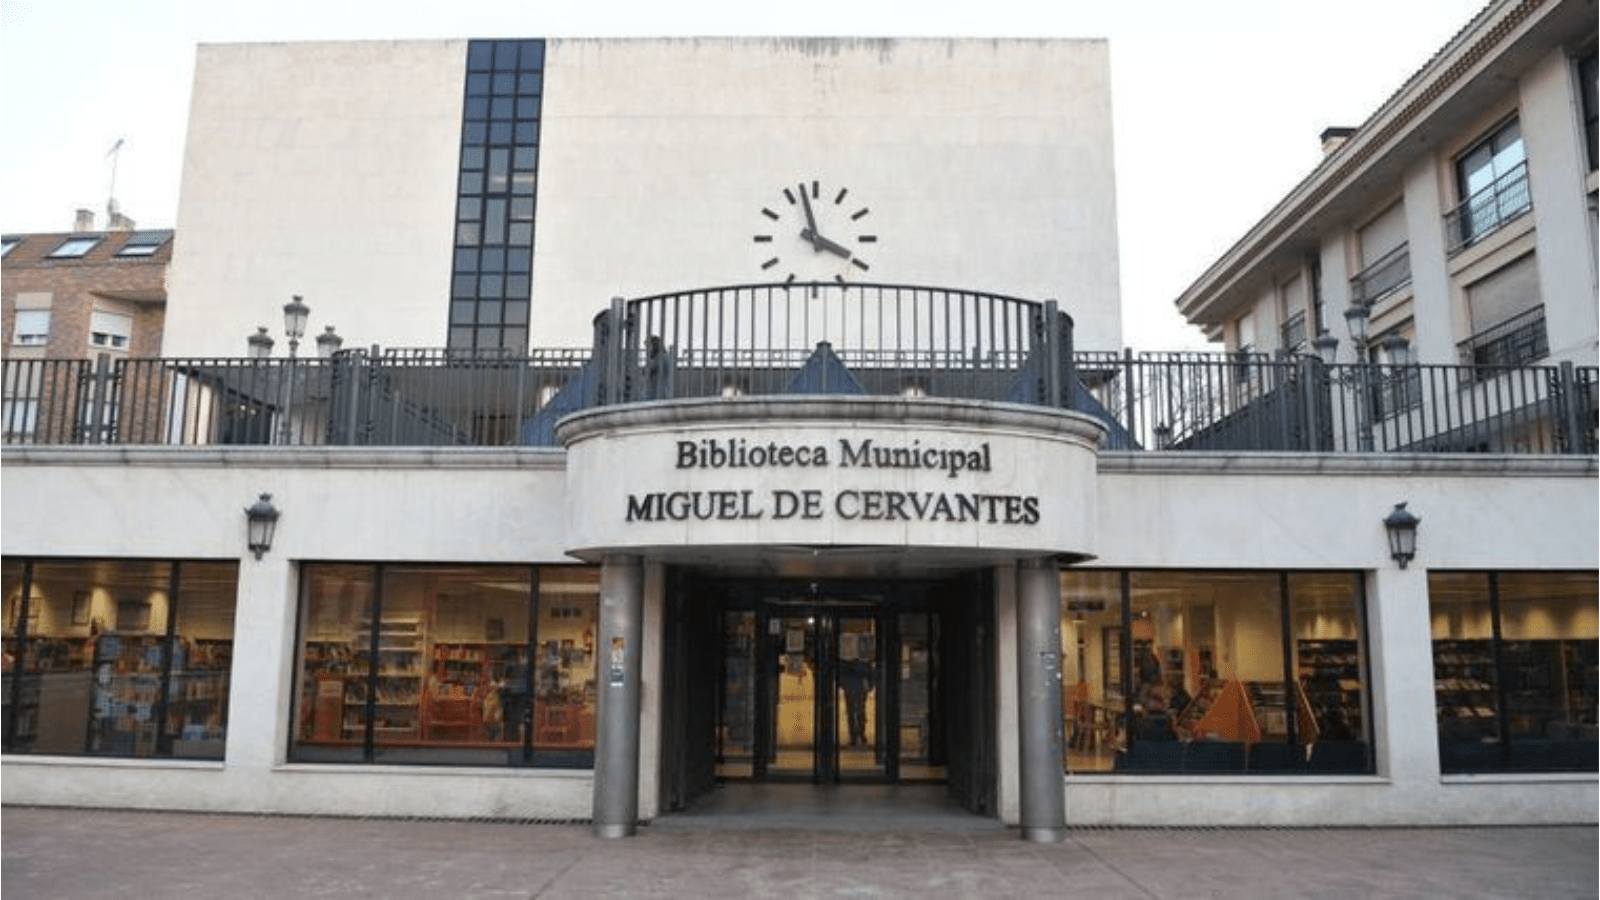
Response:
[[12, 309, 51, 346], [1060, 568, 1373, 776], [46, 236, 102, 259], [114, 231, 172, 258], [1429, 570, 1598, 774]]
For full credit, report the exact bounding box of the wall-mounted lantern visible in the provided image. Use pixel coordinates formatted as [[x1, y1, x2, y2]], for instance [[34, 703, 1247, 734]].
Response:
[[1383, 501, 1420, 569], [245, 493, 280, 560]]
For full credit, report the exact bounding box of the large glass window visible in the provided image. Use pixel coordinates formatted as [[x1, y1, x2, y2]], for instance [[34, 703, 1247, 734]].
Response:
[[448, 39, 545, 352], [2, 558, 238, 759], [291, 562, 598, 766], [1430, 571, 1597, 773], [1061, 570, 1370, 775]]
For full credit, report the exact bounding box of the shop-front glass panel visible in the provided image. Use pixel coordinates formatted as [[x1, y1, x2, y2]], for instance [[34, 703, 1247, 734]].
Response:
[[1431, 570, 1597, 773], [1060, 570, 1122, 773], [531, 568, 598, 756], [165, 562, 239, 760], [1062, 569, 1370, 775], [1, 560, 23, 746], [1128, 572, 1284, 774], [292, 563, 598, 766], [294, 564, 376, 762], [1289, 572, 1369, 773], [2, 558, 238, 759]]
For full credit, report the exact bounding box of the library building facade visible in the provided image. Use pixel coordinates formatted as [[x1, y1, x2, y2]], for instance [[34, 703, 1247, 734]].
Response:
[[3, 11, 1597, 839]]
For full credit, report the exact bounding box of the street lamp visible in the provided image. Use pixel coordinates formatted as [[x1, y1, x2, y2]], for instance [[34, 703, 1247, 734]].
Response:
[[248, 295, 339, 360], [1313, 303, 1412, 452], [245, 296, 342, 444]]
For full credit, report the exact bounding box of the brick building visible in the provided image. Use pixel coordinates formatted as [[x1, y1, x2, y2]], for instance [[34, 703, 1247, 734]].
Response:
[[2, 214, 172, 363]]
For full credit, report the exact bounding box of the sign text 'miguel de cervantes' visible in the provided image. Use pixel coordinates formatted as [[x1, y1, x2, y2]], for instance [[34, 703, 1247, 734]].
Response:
[[624, 437, 1041, 525]]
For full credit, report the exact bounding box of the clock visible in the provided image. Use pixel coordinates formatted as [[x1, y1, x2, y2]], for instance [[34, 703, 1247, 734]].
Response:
[[753, 179, 876, 290]]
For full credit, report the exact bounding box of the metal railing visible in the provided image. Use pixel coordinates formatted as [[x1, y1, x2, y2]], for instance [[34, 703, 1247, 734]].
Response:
[[1457, 306, 1549, 370], [1078, 351, 1595, 455], [2, 283, 1594, 456], [1444, 162, 1532, 254], [1349, 243, 1412, 306]]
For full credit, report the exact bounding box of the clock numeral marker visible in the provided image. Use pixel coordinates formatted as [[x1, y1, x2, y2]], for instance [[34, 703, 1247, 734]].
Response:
[[851, 207, 870, 221], [754, 235, 773, 243], [834, 187, 849, 205], [785, 273, 797, 286], [761, 207, 780, 221], [833, 274, 847, 284], [761, 257, 780, 270], [851, 259, 870, 272], [811, 180, 820, 199], [858, 235, 877, 244], [782, 188, 796, 205]]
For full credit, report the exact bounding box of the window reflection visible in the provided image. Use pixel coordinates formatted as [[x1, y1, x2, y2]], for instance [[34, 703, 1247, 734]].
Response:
[[291, 563, 598, 766], [2, 559, 238, 759], [1062, 570, 1368, 775]]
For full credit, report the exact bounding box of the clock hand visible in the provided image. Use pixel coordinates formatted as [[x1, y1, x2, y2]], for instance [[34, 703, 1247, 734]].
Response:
[[797, 184, 821, 250], [800, 228, 853, 260]]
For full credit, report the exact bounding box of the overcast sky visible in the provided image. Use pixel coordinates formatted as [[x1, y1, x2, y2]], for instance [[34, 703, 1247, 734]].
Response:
[[0, 0, 1490, 350]]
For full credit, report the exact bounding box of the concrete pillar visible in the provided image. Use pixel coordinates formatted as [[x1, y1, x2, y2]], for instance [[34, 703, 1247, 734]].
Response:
[[592, 554, 644, 838], [226, 552, 296, 770], [1016, 557, 1066, 842]]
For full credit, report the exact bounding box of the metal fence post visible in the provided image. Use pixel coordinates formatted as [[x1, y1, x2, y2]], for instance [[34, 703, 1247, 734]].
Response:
[[1556, 361, 1582, 454]]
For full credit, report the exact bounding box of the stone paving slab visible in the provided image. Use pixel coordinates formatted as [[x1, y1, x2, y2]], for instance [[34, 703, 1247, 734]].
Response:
[[3, 806, 1595, 899]]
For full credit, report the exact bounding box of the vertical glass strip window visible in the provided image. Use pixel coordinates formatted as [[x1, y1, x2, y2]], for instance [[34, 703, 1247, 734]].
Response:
[[449, 39, 546, 352]]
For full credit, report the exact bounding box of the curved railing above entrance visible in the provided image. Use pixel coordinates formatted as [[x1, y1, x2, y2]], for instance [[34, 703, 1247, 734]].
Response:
[[586, 282, 1076, 410]]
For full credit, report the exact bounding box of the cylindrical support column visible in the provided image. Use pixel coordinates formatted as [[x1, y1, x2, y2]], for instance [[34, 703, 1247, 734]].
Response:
[[1016, 556, 1067, 842], [592, 554, 644, 838]]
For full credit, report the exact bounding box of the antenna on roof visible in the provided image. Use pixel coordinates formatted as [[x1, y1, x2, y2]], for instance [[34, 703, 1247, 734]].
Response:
[[104, 138, 134, 230]]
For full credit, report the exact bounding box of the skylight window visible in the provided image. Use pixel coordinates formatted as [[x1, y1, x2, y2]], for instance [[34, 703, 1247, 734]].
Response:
[[48, 237, 101, 258], [0, 236, 20, 257], [116, 230, 172, 257]]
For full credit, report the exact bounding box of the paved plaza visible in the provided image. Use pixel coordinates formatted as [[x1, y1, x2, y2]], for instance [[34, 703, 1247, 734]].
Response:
[[3, 788, 1595, 899]]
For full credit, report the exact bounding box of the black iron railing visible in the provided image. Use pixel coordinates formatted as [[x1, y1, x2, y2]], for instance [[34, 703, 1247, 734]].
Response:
[[1349, 243, 1412, 306], [2, 284, 1594, 455], [1444, 162, 1532, 254], [1458, 305, 1549, 370]]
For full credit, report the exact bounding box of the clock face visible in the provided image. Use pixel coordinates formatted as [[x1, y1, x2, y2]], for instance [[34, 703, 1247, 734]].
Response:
[[753, 180, 876, 289]]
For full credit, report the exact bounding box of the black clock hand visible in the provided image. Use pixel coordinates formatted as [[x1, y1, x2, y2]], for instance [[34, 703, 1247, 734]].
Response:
[[798, 185, 822, 250], [800, 228, 852, 260]]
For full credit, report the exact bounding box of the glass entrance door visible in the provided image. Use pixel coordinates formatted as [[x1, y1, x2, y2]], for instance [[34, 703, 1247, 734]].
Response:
[[759, 605, 885, 782], [712, 587, 946, 785]]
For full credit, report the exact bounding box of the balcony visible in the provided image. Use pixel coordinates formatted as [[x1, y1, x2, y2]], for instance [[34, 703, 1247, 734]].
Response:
[[1458, 305, 1549, 370], [1349, 243, 1412, 306], [1444, 162, 1532, 254], [2, 283, 1594, 456]]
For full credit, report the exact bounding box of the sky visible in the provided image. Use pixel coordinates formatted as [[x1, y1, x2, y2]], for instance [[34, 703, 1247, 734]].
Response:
[[0, 0, 1491, 351]]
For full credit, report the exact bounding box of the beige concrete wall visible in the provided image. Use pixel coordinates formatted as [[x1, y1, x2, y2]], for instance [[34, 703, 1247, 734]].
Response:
[[165, 38, 1122, 357], [2, 449, 1593, 824], [167, 41, 467, 358]]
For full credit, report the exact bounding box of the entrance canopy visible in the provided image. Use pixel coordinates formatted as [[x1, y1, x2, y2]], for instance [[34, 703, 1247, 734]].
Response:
[[558, 396, 1105, 576]]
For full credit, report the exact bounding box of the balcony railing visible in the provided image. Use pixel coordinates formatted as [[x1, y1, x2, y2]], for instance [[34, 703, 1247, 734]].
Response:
[[1444, 162, 1532, 254], [1349, 243, 1412, 306], [1458, 305, 1549, 370], [2, 283, 1594, 456]]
